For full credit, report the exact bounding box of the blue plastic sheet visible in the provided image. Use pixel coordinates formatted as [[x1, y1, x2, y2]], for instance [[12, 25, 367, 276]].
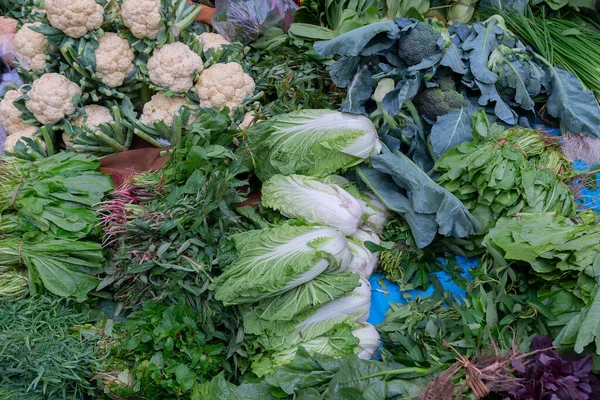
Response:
[[368, 125, 600, 327]]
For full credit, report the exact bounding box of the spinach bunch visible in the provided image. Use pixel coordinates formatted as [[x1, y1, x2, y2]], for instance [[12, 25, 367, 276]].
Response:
[[435, 119, 577, 234]]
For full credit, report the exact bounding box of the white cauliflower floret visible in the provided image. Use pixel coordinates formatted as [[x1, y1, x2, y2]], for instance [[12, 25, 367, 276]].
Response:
[[13, 23, 49, 71], [121, 0, 162, 40], [4, 127, 41, 152], [147, 42, 203, 94], [0, 90, 37, 136], [62, 105, 114, 149], [26, 73, 82, 125], [195, 62, 255, 111], [95, 33, 135, 88], [44, 0, 104, 39], [140, 92, 194, 126], [197, 32, 230, 51], [75, 104, 114, 130]]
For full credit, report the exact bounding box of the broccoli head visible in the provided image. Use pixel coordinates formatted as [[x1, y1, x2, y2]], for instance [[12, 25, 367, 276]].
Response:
[[414, 88, 464, 120], [397, 23, 441, 66]]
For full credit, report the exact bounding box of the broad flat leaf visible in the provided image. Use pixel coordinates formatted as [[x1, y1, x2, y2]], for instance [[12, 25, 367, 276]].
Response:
[[314, 21, 400, 57], [574, 290, 600, 353], [356, 166, 438, 248], [382, 73, 422, 116], [342, 65, 375, 115], [327, 56, 364, 88], [175, 364, 196, 391], [476, 81, 518, 124], [430, 107, 473, 158], [544, 66, 600, 137], [461, 22, 501, 84], [441, 42, 467, 74], [288, 23, 337, 40]]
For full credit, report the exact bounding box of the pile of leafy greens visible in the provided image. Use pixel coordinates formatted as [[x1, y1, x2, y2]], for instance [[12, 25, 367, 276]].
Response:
[[435, 112, 577, 234], [96, 109, 252, 394], [0, 296, 103, 400], [0, 152, 112, 299], [313, 14, 600, 174], [483, 211, 600, 356]]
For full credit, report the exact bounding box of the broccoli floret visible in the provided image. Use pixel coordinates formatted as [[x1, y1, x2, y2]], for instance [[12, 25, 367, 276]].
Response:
[[414, 88, 464, 120], [397, 23, 441, 66]]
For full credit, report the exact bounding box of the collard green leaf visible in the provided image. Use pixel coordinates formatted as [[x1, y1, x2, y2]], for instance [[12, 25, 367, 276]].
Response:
[[430, 107, 474, 158], [475, 80, 518, 124], [358, 152, 480, 247], [342, 65, 375, 115], [441, 42, 467, 74], [461, 22, 502, 84], [314, 21, 400, 57], [382, 73, 422, 116], [356, 166, 438, 248], [543, 65, 600, 137]]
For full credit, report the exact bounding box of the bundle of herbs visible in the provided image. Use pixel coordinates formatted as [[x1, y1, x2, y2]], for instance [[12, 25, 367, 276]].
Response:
[[0, 152, 112, 299], [245, 28, 344, 117], [0, 296, 103, 400], [98, 301, 238, 399], [97, 109, 252, 395], [435, 113, 577, 235]]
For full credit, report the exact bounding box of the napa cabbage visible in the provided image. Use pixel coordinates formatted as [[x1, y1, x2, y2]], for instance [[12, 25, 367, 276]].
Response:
[[261, 174, 364, 235], [243, 277, 372, 352], [212, 225, 352, 306], [247, 109, 381, 181]]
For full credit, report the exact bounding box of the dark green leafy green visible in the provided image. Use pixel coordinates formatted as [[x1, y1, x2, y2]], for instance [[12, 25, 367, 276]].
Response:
[[103, 302, 228, 398], [435, 123, 577, 235], [483, 212, 600, 354], [358, 151, 480, 248]]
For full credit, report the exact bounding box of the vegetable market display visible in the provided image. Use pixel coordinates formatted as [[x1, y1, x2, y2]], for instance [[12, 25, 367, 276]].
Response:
[[1, 1, 600, 399]]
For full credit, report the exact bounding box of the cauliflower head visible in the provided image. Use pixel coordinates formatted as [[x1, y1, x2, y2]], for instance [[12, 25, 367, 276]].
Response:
[[140, 92, 194, 126], [197, 32, 230, 51], [75, 104, 114, 131], [26, 73, 82, 125], [44, 0, 104, 39], [0, 90, 37, 135], [147, 42, 203, 93], [13, 23, 49, 71], [63, 105, 113, 149], [195, 62, 255, 111], [95, 33, 135, 88], [4, 127, 41, 152], [121, 0, 162, 40]]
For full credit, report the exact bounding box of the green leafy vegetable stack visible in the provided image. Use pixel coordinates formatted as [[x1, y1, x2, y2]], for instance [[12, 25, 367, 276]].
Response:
[[0, 152, 112, 299], [435, 117, 577, 234], [483, 211, 600, 355]]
